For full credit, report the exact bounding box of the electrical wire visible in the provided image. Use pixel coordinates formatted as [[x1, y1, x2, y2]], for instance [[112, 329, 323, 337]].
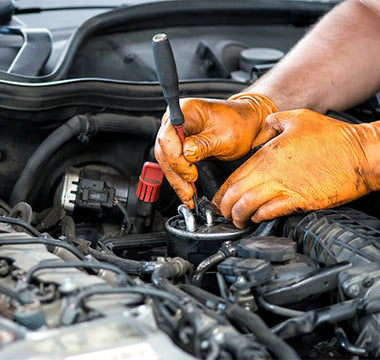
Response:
[[257, 295, 305, 318], [114, 198, 132, 235], [0, 237, 86, 261], [0, 283, 30, 305], [180, 284, 300, 360], [0, 216, 43, 237], [72, 286, 186, 312], [23, 260, 133, 286]]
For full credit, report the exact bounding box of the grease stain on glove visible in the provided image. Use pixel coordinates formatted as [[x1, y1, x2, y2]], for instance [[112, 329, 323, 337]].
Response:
[[154, 94, 277, 208], [212, 109, 380, 228]]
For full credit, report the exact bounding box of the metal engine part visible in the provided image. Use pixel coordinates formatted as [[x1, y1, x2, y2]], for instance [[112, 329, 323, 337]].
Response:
[[285, 207, 380, 266], [2, 307, 196, 360], [0, 220, 196, 359], [166, 201, 252, 265], [217, 236, 319, 309], [61, 166, 138, 220], [285, 207, 380, 357]]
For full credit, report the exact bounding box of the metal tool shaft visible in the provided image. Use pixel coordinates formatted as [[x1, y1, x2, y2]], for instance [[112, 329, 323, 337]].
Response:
[[152, 33, 198, 214]]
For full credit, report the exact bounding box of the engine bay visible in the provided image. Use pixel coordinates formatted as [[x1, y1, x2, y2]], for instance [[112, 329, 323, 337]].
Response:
[[1, 1, 380, 359]]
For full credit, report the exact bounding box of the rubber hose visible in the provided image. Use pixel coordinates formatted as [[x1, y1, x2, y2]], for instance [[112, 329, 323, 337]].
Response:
[[196, 161, 224, 199], [0, 317, 28, 339], [225, 305, 300, 360], [0, 283, 30, 305], [180, 284, 299, 360], [152, 260, 193, 300], [103, 231, 167, 251], [0, 216, 43, 237], [10, 117, 80, 206], [252, 218, 280, 237], [10, 114, 160, 205], [180, 284, 223, 310], [192, 251, 226, 286], [87, 248, 145, 275]]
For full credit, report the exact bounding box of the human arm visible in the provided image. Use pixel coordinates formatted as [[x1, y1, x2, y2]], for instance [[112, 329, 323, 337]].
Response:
[[249, 0, 380, 113], [213, 110, 380, 228], [155, 0, 380, 211]]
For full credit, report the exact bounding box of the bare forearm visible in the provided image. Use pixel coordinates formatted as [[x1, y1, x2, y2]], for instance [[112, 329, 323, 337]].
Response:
[[248, 0, 380, 113]]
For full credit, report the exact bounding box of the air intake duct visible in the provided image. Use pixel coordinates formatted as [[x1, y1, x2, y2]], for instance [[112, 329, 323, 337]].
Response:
[[285, 208, 380, 266]]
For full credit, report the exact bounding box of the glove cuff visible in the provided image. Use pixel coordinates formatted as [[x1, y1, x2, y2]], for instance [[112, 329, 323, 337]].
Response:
[[228, 93, 278, 125]]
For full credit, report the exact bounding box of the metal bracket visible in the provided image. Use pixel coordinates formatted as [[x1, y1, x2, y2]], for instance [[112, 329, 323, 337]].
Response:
[[4, 27, 52, 76]]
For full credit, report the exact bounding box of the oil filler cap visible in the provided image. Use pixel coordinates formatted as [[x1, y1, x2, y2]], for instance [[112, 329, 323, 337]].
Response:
[[237, 236, 296, 262]]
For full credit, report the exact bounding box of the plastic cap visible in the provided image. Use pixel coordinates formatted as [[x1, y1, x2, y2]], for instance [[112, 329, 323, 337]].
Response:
[[136, 162, 164, 202]]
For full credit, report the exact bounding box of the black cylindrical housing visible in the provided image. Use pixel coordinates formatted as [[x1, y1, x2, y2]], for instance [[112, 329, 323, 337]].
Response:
[[166, 215, 252, 265]]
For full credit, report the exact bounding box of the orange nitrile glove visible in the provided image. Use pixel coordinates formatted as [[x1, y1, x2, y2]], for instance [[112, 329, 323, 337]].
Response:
[[212, 109, 380, 228], [154, 94, 278, 208]]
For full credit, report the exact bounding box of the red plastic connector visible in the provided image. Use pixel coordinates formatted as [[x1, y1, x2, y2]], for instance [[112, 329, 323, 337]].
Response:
[[136, 162, 164, 202]]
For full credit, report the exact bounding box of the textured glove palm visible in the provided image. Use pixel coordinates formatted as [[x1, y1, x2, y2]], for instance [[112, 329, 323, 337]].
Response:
[[154, 94, 277, 208], [212, 109, 380, 228]]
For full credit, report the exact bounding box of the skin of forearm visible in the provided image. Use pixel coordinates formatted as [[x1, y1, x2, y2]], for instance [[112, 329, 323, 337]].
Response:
[[247, 0, 380, 113]]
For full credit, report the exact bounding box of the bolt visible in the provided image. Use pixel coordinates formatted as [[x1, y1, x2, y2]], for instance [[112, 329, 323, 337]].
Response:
[[200, 340, 209, 350], [59, 278, 77, 294], [347, 284, 360, 297], [179, 327, 193, 345], [214, 332, 224, 343], [362, 277, 373, 288], [204, 59, 214, 72], [123, 53, 135, 64]]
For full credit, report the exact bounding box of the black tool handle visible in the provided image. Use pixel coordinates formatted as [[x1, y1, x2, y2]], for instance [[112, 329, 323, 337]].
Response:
[[152, 33, 185, 126]]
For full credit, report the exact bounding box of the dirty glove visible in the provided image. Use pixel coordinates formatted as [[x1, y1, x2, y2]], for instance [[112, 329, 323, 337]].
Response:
[[212, 109, 380, 228], [154, 94, 277, 208]]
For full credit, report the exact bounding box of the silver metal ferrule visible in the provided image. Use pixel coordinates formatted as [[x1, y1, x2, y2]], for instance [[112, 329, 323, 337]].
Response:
[[177, 204, 196, 232], [205, 208, 214, 226]]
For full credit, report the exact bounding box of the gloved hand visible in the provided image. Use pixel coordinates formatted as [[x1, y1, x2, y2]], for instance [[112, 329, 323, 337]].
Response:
[[212, 109, 380, 228], [154, 94, 278, 208]]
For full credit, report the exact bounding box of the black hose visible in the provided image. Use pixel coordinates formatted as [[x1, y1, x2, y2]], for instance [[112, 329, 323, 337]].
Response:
[[180, 284, 226, 311], [252, 218, 281, 237], [88, 248, 156, 275], [0, 283, 30, 305], [103, 231, 167, 251], [190, 219, 280, 287], [271, 297, 380, 340], [180, 284, 300, 360], [151, 258, 194, 300], [0, 216, 43, 237], [72, 286, 185, 313], [0, 237, 86, 261], [60, 215, 160, 275], [192, 251, 226, 287], [256, 296, 305, 318], [192, 240, 237, 287], [225, 305, 300, 360], [10, 113, 160, 206], [24, 260, 133, 286], [0, 317, 28, 338]]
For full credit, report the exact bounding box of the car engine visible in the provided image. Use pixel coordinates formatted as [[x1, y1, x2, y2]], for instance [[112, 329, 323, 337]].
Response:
[[1, 1, 380, 359]]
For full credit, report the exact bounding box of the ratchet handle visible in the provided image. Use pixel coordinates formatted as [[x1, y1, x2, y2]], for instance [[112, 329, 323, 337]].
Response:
[[152, 33, 185, 126]]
